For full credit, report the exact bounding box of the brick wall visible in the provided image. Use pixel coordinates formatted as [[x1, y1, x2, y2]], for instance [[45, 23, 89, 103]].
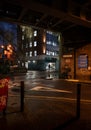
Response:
[[76, 43, 91, 80], [61, 52, 74, 79], [61, 43, 91, 80]]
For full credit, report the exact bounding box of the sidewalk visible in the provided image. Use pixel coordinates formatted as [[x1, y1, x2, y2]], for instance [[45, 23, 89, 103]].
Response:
[[0, 94, 91, 130]]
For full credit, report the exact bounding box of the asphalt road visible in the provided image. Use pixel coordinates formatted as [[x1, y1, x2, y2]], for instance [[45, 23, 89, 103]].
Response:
[[8, 70, 91, 104], [3, 70, 91, 130]]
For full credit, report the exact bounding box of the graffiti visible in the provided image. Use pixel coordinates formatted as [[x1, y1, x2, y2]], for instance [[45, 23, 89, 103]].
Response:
[[0, 78, 8, 111]]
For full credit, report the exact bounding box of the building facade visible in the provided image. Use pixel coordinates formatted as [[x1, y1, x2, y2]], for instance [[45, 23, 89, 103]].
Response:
[[18, 25, 61, 71]]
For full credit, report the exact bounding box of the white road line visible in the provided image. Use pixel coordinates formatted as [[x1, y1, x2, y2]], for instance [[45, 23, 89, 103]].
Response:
[[30, 86, 72, 93]]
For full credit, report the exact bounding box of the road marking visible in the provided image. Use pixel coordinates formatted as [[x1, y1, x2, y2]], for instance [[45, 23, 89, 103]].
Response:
[[24, 95, 91, 104], [8, 94, 91, 104], [30, 86, 72, 93]]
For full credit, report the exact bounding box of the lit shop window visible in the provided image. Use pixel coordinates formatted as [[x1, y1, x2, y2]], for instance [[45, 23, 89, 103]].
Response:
[[29, 42, 32, 47], [29, 51, 32, 57], [34, 41, 37, 47], [34, 50, 37, 56], [34, 30, 37, 36]]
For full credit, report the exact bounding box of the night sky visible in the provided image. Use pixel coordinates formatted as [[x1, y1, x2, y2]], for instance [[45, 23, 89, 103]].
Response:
[[0, 21, 17, 49]]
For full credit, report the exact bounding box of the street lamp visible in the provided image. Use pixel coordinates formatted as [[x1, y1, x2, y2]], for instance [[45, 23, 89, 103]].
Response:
[[0, 45, 5, 58]]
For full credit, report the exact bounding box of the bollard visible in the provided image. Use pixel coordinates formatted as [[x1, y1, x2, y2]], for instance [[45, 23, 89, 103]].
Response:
[[20, 81, 24, 112], [76, 83, 81, 119]]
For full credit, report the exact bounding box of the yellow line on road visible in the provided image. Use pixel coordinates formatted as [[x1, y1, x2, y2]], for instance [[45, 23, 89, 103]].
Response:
[[25, 95, 91, 104]]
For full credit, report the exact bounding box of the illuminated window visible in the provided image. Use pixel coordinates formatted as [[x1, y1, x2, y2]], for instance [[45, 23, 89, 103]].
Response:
[[55, 52, 58, 56], [22, 63, 24, 66], [46, 50, 48, 55], [29, 51, 32, 57], [33, 60, 36, 63], [34, 30, 37, 36], [29, 42, 32, 47], [28, 60, 31, 63], [25, 62, 28, 69], [52, 52, 54, 55], [22, 27, 25, 32], [26, 44, 28, 48], [46, 41, 49, 44], [46, 50, 50, 55], [34, 50, 37, 56], [34, 41, 37, 47], [43, 46, 46, 54], [53, 42, 56, 46], [22, 35, 24, 40], [26, 52, 28, 57], [47, 41, 51, 45], [18, 61, 20, 63], [30, 34, 32, 38], [46, 50, 57, 56]]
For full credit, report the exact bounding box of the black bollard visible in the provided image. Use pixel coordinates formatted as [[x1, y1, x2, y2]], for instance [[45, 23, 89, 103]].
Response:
[[76, 83, 81, 119], [90, 75, 91, 80], [20, 81, 24, 112]]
